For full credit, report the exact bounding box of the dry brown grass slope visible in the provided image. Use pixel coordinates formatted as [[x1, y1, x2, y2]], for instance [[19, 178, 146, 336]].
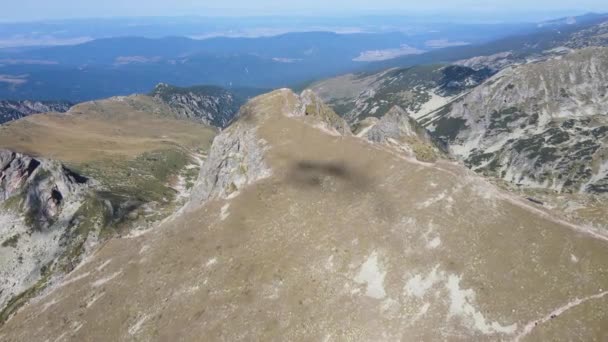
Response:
[[0, 89, 607, 341], [0, 95, 216, 164]]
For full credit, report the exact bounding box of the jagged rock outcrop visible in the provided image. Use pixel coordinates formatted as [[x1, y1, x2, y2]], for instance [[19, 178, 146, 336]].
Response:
[[0, 150, 92, 316], [0, 100, 72, 125], [1, 150, 89, 229], [151, 83, 243, 128], [189, 121, 271, 204], [296, 90, 351, 135], [190, 89, 351, 206], [426, 47, 608, 194], [358, 106, 443, 162]]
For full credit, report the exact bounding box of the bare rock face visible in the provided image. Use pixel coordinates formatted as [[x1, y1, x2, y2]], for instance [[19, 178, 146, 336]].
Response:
[[0, 100, 72, 125], [366, 106, 427, 143], [151, 83, 242, 128], [0, 151, 39, 201], [0, 150, 93, 315], [427, 47, 608, 194], [309, 65, 492, 125], [1, 150, 89, 229], [360, 106, 443, 162], [297, 90, 351, 135], [454, 52, 517, 71], [190, 89, 350, 207], [189, 120, 271, 205]]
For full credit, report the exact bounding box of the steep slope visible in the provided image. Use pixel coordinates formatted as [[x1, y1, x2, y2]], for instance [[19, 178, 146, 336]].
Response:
[[0, 95, 217, 322], [309, 64, 492, 124], [0, 151, 93, 320], [565, 20, 608, 49], [354, 106, 444, 162], [426, 47, 608, 195], [150, 83, 264, 128], [1, 89, 607, 341], [0, 100, 73, 125]]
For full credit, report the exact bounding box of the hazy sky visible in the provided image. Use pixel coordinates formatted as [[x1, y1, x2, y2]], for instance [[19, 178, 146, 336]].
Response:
[[2, 0, 608, 21]]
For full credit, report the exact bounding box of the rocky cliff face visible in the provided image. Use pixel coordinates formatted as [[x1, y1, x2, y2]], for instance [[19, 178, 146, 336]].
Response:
[[190, 89, 349, 206], [189, 119, 271, 204], [151, 83, 243, 128], [0, 100, 72, 125], [0, 150, 92, 317], [296, 90, 351, 135], [310, 65, 492, 124], [357, 106, 443, 162], [427, 47, 608, 194], [0, 151, 89, 229]]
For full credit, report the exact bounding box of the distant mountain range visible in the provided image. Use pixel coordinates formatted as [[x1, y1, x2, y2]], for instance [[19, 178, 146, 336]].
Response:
[[0, 19, 551, 101], [366, 12, 608, 71]]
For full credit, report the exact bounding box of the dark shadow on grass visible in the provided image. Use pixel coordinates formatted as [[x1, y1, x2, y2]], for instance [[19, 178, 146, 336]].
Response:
[[286, 159, 396, 221]]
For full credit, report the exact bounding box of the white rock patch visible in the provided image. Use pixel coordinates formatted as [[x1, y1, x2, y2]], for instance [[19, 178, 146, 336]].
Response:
[[417, 191, 447, 208], [404, 266, 517, 335], [446, 275, 517, 334], [128, 314, 150, 336], [404, 265, 443, 298], [570, 254, 579, 263], [205, 258, 217, 267], [96, 259, 112, 272], [91, 270, 123, 288], [427, 236, 441, 249], [220, 203, 230, 221], [354, 251, 387, 299]]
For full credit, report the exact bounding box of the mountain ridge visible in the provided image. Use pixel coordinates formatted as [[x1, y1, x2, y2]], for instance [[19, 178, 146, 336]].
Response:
[[0, 100, 73, 125], [1, 88, 607, 341]]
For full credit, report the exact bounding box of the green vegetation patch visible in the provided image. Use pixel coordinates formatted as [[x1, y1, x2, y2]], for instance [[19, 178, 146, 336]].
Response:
[[1, 234, 20, 248], [70, 148, 191, 204], [488, 107, 527, 131], [433, 116, 467, 142]]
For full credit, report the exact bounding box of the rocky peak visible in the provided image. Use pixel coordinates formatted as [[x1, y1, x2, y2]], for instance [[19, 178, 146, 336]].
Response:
[[188, 119, 271, 205], [150, 83, 242, 128], [296, 90, 351, 135], [0, 150, 90, 230], [1, 150, 93, 315], [361, 106, 443, 162]]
